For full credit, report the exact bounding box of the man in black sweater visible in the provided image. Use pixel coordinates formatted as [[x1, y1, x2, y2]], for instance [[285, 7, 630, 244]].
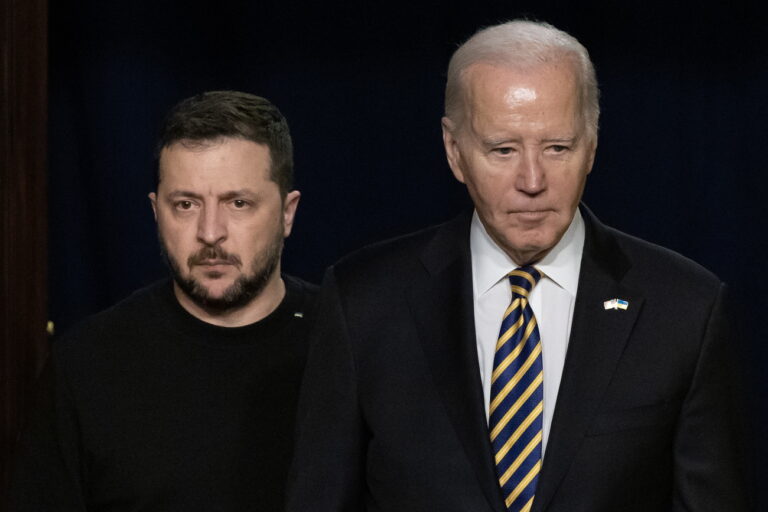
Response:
[[11, 91, 317, 511]]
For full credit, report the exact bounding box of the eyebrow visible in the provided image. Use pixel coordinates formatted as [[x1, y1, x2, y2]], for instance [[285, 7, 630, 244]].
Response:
[[166, 190, 203, 200], [166, 189, 257, 200], [480, 136, 579, 148], [542, 136, 579, 144], [218, 189, 257, 201], [481, 137, 521, 147]]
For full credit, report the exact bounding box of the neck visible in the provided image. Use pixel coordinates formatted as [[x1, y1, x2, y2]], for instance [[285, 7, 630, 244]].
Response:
[[173, 270, 286, 328]]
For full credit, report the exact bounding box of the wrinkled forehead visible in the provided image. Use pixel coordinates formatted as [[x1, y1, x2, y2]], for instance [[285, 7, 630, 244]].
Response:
[[462, 59, 580, 104], [157, 137, 273, 183], [458, 60, 589, 134], [158, 138, 224, 174]]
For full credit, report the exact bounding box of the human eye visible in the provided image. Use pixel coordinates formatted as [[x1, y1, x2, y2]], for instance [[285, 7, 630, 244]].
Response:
[[230, 199, 252, 209], [545, 140, 574, 155], [174, 199, 195, 211], [492, 146, 515, 156]]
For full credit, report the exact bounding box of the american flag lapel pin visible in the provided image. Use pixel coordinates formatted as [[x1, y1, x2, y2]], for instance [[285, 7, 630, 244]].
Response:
[[603, 298, 629, 310]]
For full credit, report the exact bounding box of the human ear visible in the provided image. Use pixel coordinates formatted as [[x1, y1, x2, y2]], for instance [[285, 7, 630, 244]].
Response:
[[442, 117, 466, 184]]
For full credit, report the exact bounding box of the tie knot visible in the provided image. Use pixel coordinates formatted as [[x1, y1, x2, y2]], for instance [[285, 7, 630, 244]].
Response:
[[507, 266, 541, 298]]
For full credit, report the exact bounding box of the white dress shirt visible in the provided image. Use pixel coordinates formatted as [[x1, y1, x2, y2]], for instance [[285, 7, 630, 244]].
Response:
[[470, 209, 585, 455]]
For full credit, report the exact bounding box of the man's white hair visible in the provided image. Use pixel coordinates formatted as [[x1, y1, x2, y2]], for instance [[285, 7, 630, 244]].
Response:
[[445, 20, 600, 140]]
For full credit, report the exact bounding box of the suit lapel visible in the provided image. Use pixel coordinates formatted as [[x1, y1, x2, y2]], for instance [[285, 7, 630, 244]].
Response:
[[405, 207, 643, 512], [532, 207, 644, 512], [406, 212, 507, 512]]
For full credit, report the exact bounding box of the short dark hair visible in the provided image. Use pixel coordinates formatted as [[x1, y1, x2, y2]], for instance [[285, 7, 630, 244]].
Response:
[[155, 90, 294, 196]]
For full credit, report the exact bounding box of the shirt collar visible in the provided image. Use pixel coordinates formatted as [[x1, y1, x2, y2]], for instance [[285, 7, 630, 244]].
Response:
[[470, 208, 585, 298]]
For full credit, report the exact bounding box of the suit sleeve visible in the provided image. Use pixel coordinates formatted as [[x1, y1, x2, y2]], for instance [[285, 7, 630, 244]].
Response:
[[672, 283, 751, 510], [286, 268, 367, 511], [8, 352, 89, 511]]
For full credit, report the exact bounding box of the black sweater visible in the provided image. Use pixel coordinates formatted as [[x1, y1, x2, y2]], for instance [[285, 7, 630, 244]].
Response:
[[11, 275, 317, 511]]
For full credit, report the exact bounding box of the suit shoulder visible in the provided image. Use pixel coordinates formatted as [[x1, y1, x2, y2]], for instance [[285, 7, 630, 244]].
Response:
[[283, 273, 319, 297], [609, 226, 722, 295], [283, 273, 320, 316], [331, 222, 444, 284]]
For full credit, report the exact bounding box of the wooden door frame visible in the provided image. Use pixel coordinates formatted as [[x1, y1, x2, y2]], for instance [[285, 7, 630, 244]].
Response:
[[0, 0, 49, 505]]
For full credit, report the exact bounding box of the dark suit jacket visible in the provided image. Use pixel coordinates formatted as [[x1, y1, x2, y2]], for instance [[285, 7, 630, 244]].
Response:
[[287, 207, 748, 511]]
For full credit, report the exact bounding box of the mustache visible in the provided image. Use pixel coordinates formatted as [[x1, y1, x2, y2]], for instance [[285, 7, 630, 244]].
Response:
[[187, 246, 242, 267]]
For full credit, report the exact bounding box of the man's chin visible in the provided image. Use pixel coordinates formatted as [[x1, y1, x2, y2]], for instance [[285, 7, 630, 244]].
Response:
[[172, 267, 276, 314], [161, 235, 283, 315], [194, 266, 234, 280], [190, 271, 235, 289], [195, 284, 235, 301], [497, 233, 559, 264]]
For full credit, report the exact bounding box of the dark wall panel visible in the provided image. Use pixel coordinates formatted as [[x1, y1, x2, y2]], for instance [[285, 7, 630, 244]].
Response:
[[1, 0, 48, 504]]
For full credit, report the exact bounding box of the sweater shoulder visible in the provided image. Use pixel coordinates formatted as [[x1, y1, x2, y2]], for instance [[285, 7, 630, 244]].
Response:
[[53, 280, 168, 356]]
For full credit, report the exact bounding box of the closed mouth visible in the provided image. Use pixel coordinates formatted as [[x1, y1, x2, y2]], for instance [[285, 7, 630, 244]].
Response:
[[198, 260, 232, 266], [509, 209, 552, 215]]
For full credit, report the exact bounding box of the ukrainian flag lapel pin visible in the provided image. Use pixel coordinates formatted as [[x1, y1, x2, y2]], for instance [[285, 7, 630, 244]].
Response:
[[603, 298, 629, 310]]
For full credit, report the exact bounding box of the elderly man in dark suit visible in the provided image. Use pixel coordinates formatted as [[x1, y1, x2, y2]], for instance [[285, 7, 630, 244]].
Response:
[[287, 20, 747, 512]]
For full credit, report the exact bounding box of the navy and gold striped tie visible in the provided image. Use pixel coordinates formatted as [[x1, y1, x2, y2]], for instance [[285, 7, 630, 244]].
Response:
[[489, 266, 543, 512]]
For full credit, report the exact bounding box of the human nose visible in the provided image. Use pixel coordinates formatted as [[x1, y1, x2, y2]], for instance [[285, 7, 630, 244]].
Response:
[[516, 150, 546, 195], [196, 204, 227, 245]]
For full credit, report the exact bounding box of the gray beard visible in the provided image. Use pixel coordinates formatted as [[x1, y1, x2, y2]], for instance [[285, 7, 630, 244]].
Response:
[[159, 234, 283, 315]]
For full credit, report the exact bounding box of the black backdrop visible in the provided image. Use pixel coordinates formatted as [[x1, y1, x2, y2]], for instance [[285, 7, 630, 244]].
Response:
[[49, 0, 766, 502]]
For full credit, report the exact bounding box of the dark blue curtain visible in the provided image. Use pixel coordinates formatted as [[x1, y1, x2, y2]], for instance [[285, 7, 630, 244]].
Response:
[[49, 0, 767, 501]]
